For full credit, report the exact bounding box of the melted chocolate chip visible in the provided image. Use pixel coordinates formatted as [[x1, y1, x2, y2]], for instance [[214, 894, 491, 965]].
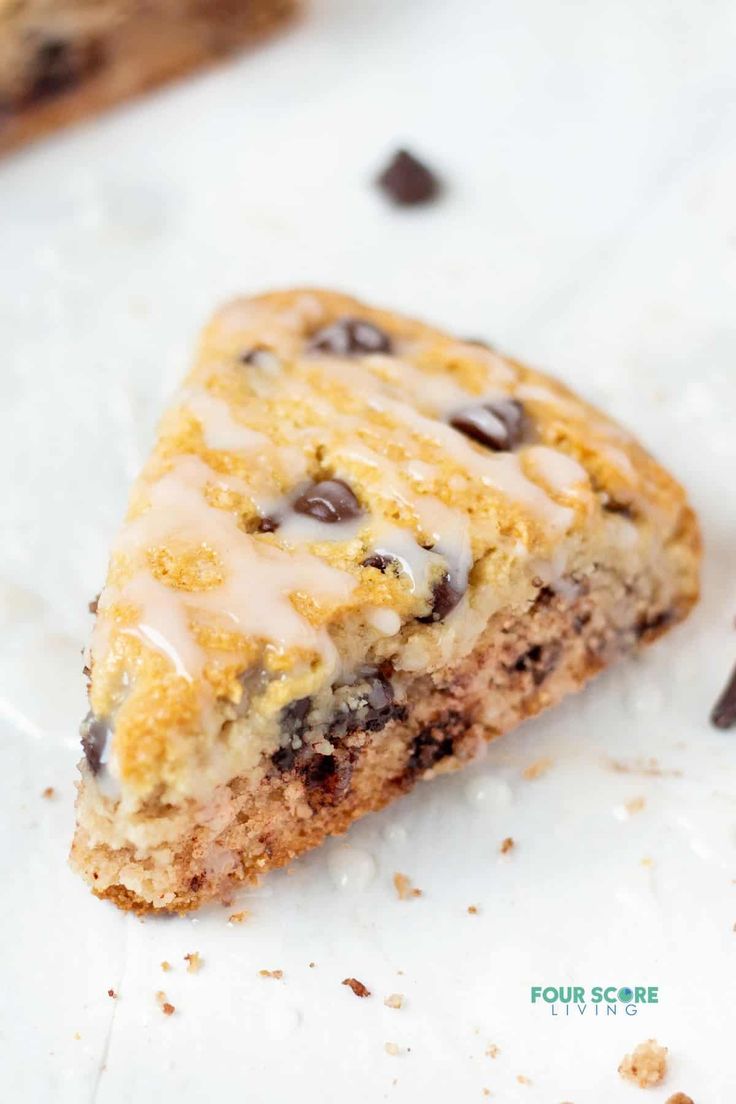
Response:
[[293, 479, 363, 523], [376, 149, 441, 206], [417, 572, 465, 623], [710, 663, 736, 729], [303, 752, 354, 806], [361, 552, 397, 573], [256, 515, 279, 533], [280, 696, 311, 738], [80, 713, 110, 774], [450, 399, 525, 451], [512, 641, 562, 686], [308, 318, 392, 356]]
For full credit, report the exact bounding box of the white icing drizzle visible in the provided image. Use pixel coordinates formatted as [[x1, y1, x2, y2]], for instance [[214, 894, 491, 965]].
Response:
[[98, 456, 355, 679], [524, 445, 590, 498], [181, 388, 268, 453]]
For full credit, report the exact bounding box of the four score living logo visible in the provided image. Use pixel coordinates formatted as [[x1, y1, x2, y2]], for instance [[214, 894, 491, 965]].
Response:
[[531, 985, 659, 1016]]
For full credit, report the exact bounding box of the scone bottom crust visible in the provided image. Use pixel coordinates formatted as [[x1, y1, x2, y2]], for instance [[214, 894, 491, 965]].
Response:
[[70, 289, 701, 912]]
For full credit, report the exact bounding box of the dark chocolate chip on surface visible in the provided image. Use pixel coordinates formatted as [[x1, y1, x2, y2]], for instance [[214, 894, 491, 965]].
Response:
[[417, 572, 465, 623], [256, 515, 280, 533], [80, 713, 110, 774], [449, 398, 525, 452], [361, 552, 397, 573], [711, 663, 736, 729], [376, 149, 441, 206], [308, 317, 392, 356], [293, 479, 363, 523]]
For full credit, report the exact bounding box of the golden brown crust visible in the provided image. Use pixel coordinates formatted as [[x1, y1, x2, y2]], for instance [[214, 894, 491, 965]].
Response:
[[0, 0, 297, 155]]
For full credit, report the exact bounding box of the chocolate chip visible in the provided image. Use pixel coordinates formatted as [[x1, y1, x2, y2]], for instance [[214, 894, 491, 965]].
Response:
[[361, 552, 397, 573], [256, 515, 279, 533], [512, 641, 562, 686], [711, 663, 736, 729], [303, 752, 354, 806], [450, 399, 525, 452], [408, 731, 454, 773], [29, 35, 102, 102], [376, 149, 441, 206], [293, 479, 363, 523], [308, 318, 392, 356], [417, 572, 464, 623], [80, 713, 110, 774]]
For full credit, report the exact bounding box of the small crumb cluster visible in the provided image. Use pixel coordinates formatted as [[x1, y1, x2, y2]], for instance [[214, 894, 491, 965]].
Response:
[[618, 1039, 668, 1087], [155, 991, 175, 1016], [393, 872, 422, 900]]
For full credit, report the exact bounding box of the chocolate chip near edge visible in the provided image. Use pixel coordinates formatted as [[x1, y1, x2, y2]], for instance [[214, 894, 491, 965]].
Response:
[[711, 662, 736, 729], [376, 149, 441, 206], [293, 479, 363, 523], [80, 713, 110, 774], [450, 399, 524, 452], [308, 318, 392, 356], [417, 572, 464, 623]]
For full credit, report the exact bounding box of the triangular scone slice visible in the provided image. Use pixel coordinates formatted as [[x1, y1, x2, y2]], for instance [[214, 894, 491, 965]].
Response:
[[71, 289, 700, 911]]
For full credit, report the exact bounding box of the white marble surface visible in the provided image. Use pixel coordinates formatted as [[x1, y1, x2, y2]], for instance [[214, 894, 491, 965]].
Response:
[[1, 1, 735, 1100]]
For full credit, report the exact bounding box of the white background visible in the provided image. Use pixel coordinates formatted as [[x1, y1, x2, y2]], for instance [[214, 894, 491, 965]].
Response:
[[1, 1, 735, 1100]]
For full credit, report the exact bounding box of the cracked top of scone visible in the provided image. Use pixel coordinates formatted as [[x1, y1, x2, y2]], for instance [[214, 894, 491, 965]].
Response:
[[85, 288, 694, 799]]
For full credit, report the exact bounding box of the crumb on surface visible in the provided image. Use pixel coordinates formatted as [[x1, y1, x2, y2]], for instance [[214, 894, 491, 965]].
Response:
[[184, 952, 202, 974], [309, 961, 316, 968], [641, 857, 654, 867], [155, 991, 175, 1016], [160, 961, 171, 972], [107, 988, 117, 999], [384, 1042, 401, 1057], [522, 757, 552, 780], [516, 1074, 532, 1085], [259, 969, 283, 979], [228, 910, 249, 924], [384, 993, 404, 1009], [485, 1044, 500, 1058], [609, 757, 681, 778], [41, 786, 55, 799], [500, 836, 514, 854], [393, 872, 422, 900], [73, 1032, 81, 1040], [467, 904, 479, 915], [342, 977, 371, 998], [625, 796, 646, 815], [665, 1095, 694, 1104], [618, 1039, 668, 1087]]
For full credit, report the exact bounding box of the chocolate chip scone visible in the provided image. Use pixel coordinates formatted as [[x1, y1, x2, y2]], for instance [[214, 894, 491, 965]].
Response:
[[70, 289, 700, 912], [0, 0, 296, 155]]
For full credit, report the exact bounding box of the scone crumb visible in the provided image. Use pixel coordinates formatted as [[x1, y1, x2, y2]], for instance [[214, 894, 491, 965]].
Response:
[[309, 961, 316, 968], [107, 989, 117, 999], [342, 977, 371, 998], [41, 786, 55, 799], [482, 1091, 491, 1099], [393, 872, 422, 900], [618, 1039, 668, 1087], [468, 905, 479, 915], [384, 1042, 401, 1056], [522, 757, 552, 780], [516, 1074, 532, 1085], [485, 1044, 500, 1058], [384, 993, 404, 1009], [160, 961, 172, 972], [625, 796, 646, 815], [500, 836, 515, 854], [228, 911, 249, 924], [155, 991, 175, 1016], [641, 857, 655, 868], [665, 1095, 694, 1104], [259, 969, 283, 979], [184, 952, 202, 974]]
